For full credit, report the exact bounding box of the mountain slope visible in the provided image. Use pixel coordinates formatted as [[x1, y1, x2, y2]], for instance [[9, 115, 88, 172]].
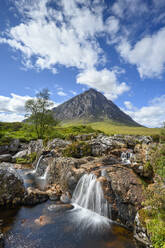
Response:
[[53, 88, 141, 126]]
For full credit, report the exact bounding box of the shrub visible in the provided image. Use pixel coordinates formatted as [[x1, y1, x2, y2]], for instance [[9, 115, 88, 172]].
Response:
[[151, 134, 160, 143], [63, 141, 92, 158]]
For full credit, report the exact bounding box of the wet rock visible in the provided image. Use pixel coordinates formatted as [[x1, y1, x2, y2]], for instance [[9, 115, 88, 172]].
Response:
[[0, 154, 12, 162], [0, 232, 4, 248], [60, 192, 71, 204], [101, 164, 144, 229], [34, 215, 52, 226], [23, 187, 48, 205], [0, 163, 25, 206], [48, 203, 73, 212]]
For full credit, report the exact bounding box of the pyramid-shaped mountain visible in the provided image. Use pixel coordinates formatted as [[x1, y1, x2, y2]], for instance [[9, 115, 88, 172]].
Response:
[[53, 89, 140, 126]]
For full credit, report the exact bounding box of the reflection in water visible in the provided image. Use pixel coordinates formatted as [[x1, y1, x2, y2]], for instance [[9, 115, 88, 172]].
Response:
[[0, 202, 137, 248]]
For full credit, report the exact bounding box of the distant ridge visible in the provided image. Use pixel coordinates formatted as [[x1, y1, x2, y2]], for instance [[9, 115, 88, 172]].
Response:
[[53, 88, 141, 126]]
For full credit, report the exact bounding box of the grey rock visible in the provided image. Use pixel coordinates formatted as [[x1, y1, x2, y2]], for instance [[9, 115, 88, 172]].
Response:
[[0, 163, 25, 206], [9, 139, 20, 153], [0, 145, 9, 155], [12, 149, 28, 162], [0, 154, 12, 162], [27, 139, 43, 155]]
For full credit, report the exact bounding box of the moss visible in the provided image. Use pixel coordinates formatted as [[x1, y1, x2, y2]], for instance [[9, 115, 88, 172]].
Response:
[[63, 141, 92, 158], [15, 152, 37, 164]]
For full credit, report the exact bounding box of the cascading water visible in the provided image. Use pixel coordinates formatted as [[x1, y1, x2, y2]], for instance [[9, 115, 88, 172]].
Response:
[[31, 155, 43, 174], [72, 173, 110, 218], [39, 166, 49, 180], [121, 151, 132, 164]]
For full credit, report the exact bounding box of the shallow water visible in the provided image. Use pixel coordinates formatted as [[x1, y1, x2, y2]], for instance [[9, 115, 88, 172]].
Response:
[[0, 201, 137, 248]]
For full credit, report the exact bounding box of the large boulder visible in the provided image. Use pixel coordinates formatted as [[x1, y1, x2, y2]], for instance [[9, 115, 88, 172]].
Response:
[[100, 164, 144, 229], [12, 149, 28, 160], [27, 139, 43, 155], [0, 163, 25, 206], [0, 154, 12, 162], [9, 139, 20, 153]]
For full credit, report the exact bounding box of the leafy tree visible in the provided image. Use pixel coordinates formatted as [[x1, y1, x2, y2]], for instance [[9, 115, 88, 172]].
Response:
[[25, 88, 59, 139]]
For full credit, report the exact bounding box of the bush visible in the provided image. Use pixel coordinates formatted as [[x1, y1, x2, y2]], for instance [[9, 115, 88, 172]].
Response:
[[63, 141, 92, 158], [152, 134, 160, 143]]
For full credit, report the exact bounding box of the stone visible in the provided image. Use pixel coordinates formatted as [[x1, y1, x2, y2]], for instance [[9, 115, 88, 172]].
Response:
[[34, 215, 52, 226], [0, 154, 12, 162], [23, 187, 48, 205], [0, 145, 9, 155], [0, 163, 25, 206], [47, 138, 71, 150], [9, 139, 20, 153], [0, 232, 4, 248], [27, 139, 43, 155], [101, 164, 144, 229], [134, 212, 153, 248], [48, 204, 73, 212], [12, 149, 28, 160]]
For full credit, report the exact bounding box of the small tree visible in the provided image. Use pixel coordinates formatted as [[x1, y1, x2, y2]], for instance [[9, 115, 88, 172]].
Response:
[[25, 88, 59, 139]]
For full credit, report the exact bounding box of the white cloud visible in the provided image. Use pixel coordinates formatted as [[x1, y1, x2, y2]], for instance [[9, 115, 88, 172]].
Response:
[[112, 0, 148, 18], [124, 101, 134, 110], [0, 0, 106, 71], [123, 95, 165, 127], [0, 113, 25, 122], [70, 90, 77, 96], [77, 68, 130, 100], [117, 28, 165, 78], [0, 93, 59, 122], [0, 93, 32, 114], [57, 91, 67, 97], [105, 16, 119, 35]]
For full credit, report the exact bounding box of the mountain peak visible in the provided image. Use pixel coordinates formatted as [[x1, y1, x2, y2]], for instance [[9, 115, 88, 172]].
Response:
[[53, 89, 140, 126]]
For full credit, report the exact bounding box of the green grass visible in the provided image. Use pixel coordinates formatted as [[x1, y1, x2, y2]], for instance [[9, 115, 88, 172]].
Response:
[[0, 121, 162, 146], [0, 122, 100, 145], [62, 121, 162, 136]]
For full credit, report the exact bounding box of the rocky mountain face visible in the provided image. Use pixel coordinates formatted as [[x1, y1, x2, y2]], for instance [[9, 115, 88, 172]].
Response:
[[53, 88, 140, 126]]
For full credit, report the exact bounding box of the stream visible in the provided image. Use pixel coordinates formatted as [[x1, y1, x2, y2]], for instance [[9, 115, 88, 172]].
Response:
[[0, 166, 138, 248]]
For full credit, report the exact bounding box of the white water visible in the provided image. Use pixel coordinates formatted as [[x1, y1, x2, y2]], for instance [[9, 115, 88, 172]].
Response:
[[121, 152, 132, 164], [39, 165, 49, 180], [31, 155, 43, 174], [72, 174, 110, 218]]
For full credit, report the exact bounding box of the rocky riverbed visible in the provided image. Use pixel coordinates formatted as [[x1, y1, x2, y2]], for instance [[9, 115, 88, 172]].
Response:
[[0, 134, 155, 247]]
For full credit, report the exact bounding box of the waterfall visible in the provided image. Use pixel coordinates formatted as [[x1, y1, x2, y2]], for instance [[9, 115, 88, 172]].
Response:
[[39, 166, 49, 180], [121, 151, 132, 164], [32, 155, 43, 174], [72, 174, 109, 218]]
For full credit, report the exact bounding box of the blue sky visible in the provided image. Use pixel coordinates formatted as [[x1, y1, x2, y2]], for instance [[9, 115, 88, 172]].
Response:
[[0, 0, 165, 127]]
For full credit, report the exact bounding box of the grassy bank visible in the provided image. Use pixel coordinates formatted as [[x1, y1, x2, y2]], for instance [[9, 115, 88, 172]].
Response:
[[63, 121, 161, 136], [0, 121, 162, 146]]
